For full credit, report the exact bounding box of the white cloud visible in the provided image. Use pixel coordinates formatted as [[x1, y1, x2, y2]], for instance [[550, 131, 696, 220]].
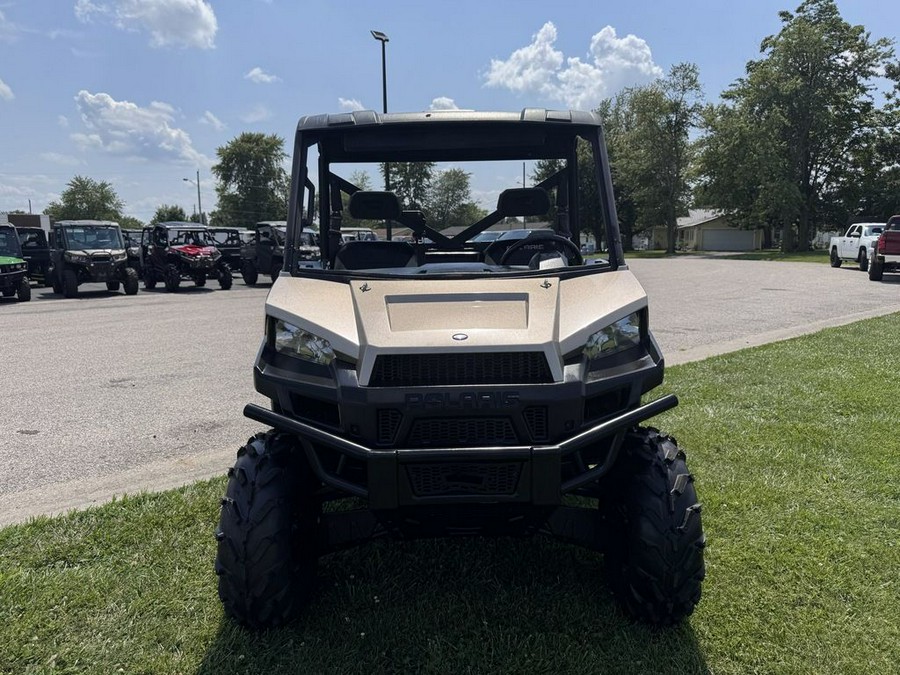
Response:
[[244, 67, 280, 84], [58, 115, 70, 127], [240, 104, 272, 123], [74, 0, 217, 49], [0, 77, 13, 101], [0, 9, 20, 42], [429, 97, 460, 111], [40, 152, 82, 166], [71, 90, 208, 165], [338, 98, 365, 112], [484, 22, 662, 110], [199, 110, 225, 131]]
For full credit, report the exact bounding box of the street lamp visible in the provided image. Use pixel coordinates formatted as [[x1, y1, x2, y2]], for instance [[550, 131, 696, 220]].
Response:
[[183, 170, 203, 224], [371, 29, 390, 238]]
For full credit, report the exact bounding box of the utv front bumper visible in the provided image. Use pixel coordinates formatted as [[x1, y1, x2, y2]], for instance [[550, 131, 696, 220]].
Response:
[[246, 394, 676, 510]]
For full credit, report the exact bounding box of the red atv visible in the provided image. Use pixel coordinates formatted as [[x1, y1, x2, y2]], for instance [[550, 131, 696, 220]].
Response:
[[140, 222, 233, 292]]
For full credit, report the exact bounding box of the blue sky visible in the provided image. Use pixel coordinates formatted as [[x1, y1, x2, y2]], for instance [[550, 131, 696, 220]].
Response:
[[0, 0, 896, 223]]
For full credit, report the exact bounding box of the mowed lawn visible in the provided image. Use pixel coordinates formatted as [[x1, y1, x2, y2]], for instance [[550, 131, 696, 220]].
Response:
[[1, 314, 898, 674]]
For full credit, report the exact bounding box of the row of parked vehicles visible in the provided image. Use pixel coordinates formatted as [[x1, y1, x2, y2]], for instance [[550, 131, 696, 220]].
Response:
[[0, 219, 327, 302], [828, 215, 900, 281]]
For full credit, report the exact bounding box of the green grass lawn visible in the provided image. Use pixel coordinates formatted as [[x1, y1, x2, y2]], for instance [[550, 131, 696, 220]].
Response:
[[2, 314, 899, 674]]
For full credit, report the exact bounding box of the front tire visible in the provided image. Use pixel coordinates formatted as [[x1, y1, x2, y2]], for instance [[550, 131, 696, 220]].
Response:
[[218, 264, 233, 290], [600, 427, 705, 625], [17, 277, 31, 302], [143, 269, 157, 290], [164, 263, 181, 292], [62, 269, 78, 298], [868, 258, 883, 281], [215, 432, 319, 629], [106, 281, 121, 292], [858, 248, 868, 272], [241, 260, 258, 286], [830, 248, 842, 268], [123, 267, 139, 295], [193, 275, 207, 287]]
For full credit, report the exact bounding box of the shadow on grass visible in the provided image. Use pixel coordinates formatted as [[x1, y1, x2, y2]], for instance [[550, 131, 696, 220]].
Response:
[[197, 536, 709, 674]]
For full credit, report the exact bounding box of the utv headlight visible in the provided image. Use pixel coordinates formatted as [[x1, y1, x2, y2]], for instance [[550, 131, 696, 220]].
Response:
[[112, 252, 127, 261], [64, 251, 89, 262], [583, 312, 642, 361], [274, 319, 335, 366]]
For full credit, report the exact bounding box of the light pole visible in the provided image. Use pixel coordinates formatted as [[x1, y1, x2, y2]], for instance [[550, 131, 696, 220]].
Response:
[[371, 29, 391, 239], [183, 170, 202, 224]]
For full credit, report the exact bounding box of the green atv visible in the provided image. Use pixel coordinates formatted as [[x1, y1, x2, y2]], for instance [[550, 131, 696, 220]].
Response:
[[0, 224, 31, 302]]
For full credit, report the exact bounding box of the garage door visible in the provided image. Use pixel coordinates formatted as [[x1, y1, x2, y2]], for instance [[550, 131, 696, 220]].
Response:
[[701, 228, 756, 251]]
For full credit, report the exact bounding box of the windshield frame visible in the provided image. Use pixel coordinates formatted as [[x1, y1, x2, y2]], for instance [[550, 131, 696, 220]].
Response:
[[0, 226, 24, 258], [284, 110, 623, 279], [61, 225, 124, 251]]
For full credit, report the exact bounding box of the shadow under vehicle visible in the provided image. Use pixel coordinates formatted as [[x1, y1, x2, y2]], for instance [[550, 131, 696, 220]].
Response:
[[214, 109, 705, 632], [140, 222, 233, 292], [49, 220, 138, 298], [15, 226, 53, 287], [0, 224, 31, 302]]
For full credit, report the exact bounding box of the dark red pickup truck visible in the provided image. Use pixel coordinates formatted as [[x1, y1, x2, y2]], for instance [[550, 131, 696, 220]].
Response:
[[869, 215, 900, 281]]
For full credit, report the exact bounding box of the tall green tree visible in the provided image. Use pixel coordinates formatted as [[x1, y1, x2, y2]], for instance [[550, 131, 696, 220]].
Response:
[[697, 0, 897, 250], [423, 168, 484, 229], [150, 204, 187, 225], [211, 133, 289, 227], [380, 162, 435, 209], [44, 175, 124, 222], [616, 63, 704, 254]]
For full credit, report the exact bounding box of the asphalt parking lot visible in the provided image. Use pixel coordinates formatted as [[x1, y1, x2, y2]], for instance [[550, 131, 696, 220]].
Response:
[[2, 258, 899, 526]]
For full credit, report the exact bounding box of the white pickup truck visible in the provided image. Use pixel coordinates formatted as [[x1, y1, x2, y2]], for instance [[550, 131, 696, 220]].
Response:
[[829, 223, 884, 271]]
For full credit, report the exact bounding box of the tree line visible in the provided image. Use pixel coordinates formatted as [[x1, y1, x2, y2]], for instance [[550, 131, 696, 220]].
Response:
[[36, 1, 899, 250]]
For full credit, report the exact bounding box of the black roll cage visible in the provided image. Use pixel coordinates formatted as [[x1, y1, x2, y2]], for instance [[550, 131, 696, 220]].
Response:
[[284, 111, 624, 273]]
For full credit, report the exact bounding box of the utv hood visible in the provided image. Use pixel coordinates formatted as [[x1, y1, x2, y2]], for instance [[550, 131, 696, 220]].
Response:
[[266, 270, 648, 385], [173, 245, 218, 256], [0, 255, 26, 266]]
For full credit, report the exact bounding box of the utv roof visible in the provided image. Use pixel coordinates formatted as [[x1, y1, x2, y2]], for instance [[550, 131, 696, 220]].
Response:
[[296, 109, 606, 162], [157, 221, 209, 229], [296, 109, 602, 131], [54, 220, 120, 227]]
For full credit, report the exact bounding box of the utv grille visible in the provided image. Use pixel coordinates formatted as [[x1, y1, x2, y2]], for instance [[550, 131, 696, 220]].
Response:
[[376, 409, 402, 444], [406, 417, 517, 447], [369, 352, 553, 387], [522, 406, 549, 441], [405, 462, 522, 496]]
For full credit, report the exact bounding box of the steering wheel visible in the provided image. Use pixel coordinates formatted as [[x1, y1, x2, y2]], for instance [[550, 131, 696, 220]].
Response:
[[498, 234, 583, 267]]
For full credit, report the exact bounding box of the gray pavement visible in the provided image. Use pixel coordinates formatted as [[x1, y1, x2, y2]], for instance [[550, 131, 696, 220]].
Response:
[[2, 259, 898, 526]]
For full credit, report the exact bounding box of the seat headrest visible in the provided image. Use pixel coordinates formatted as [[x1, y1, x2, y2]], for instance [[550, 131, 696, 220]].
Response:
[[348, 191, 402, 220]]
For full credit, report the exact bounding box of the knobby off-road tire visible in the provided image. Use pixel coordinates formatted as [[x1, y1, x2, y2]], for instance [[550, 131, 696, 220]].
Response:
[[17, 277, 31, 302], [51, 272, 62, 295], [62, 269, 78, 298], [830, 248, 842, 268], [215, 432, 319, 629], [2, 288, 14, 297], [270, 262, 281, 284], [858, 248, 868, 272], [106, 280, 121, 292], [241, 260, 258, 286], [143, 269, 157, 290], [600, 427, 705, 625], [123, 267, 139, 295], [194, 275, 207, 287], [868, 258, 883, 281], [218, 264, 233, 290], [164, 263, 181, 292]]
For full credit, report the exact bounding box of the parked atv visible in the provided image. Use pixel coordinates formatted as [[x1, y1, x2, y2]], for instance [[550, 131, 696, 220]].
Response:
[[214, 109, 706, 631], [49, 220, 139, 298], [240, 221, 318, 284], [15, 226, 53, 287], [0, 224, 31, 302], [209, 227, 252, 276], [140, 222, 232, 292]]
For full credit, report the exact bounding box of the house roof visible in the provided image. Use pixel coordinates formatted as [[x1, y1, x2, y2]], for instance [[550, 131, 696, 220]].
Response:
[[676, 209, 724, 229]]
